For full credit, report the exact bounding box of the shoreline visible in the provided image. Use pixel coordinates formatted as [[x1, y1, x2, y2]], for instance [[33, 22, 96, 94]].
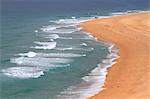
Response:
[[81, 12, 150, 99]]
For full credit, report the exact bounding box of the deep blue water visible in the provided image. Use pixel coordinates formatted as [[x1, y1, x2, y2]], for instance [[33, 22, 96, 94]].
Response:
[[1, 0, 149, 99]]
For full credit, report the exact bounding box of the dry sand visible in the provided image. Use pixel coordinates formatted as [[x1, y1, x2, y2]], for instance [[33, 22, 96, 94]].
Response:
[[81, 12, 150, 99]]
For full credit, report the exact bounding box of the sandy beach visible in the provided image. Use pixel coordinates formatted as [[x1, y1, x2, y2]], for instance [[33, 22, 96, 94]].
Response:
[[81, 12, 150, 99]]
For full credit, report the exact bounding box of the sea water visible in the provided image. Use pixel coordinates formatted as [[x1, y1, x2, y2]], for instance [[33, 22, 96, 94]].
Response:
[[1, 0, 149, 99]]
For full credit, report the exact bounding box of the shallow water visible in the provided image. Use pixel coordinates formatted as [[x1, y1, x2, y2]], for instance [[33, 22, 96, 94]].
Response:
[[1, 16, 111, 99]]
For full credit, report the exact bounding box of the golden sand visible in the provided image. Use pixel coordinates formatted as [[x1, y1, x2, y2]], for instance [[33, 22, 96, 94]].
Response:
[[81, 12, 150, 99]]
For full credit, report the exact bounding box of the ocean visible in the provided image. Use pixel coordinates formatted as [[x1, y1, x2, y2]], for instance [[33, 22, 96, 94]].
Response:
[[1, 0, 149, 99]]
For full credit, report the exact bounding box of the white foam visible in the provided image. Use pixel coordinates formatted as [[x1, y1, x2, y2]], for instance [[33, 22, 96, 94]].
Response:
[[55, 36, 94, 40], [102, 58, 116, 64], [111, 12, 126, 16], [50, 18, 85, 24], [31, 45, 56, 50], [34, 41, 56, 45], [58, 36, 95, 40], [59, 37, 73, 39], [2, 67, 44, 79], [2, 63, 71, 79], [77, 27, 82, 31], [106, 53, 119, 59], [71, 16, 76, 19], [40, 23, 80, 34], [38, 53, 86, 58], [108, 44, 119, 54], [18, 52, 86, 58], [42, 35, 74, 40], [35, 30, 38, 33], [18, 51, 37, 57], [41, 25, 58, 32], [44, 28, 78, 34], [50, 39, 54, 41], [44, 34, 60, 39], [55, 47, 94, 51], [110, 10, 142, 16], [10, 57, 73, 67], [32, 42, 56, 50], [80, 43, 87, 47]]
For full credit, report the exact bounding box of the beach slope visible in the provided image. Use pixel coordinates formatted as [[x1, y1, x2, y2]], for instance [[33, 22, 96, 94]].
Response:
[[81, 12, 150, 99]]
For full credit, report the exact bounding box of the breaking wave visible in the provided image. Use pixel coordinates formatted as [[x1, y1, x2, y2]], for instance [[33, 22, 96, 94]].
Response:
[[2, 67, 44, 79], [10, 57, 73, 66], [18, 51, 86, 58], [56, 44, 119, 99], [31, 42, 57, 50]]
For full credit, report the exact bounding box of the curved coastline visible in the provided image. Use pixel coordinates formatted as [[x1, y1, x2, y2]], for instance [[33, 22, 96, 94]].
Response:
[[81, 12, 150, 99]]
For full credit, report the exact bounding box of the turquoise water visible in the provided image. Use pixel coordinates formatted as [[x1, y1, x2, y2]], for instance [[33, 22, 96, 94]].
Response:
[[1, 0, 149, 99], [1, 16, 110, 99]]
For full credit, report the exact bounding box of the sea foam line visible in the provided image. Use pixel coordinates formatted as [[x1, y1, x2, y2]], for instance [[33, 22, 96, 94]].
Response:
[[10, 57, 73, 66], [56, 44, 119, 99], [17, 51, 86, 58], [31, 41, 57, 50], [1, 67, 44, 79], [1, 63, 71, 79]]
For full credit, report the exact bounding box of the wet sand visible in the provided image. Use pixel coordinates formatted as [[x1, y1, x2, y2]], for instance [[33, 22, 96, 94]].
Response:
[[81, 12, 150, 99]]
